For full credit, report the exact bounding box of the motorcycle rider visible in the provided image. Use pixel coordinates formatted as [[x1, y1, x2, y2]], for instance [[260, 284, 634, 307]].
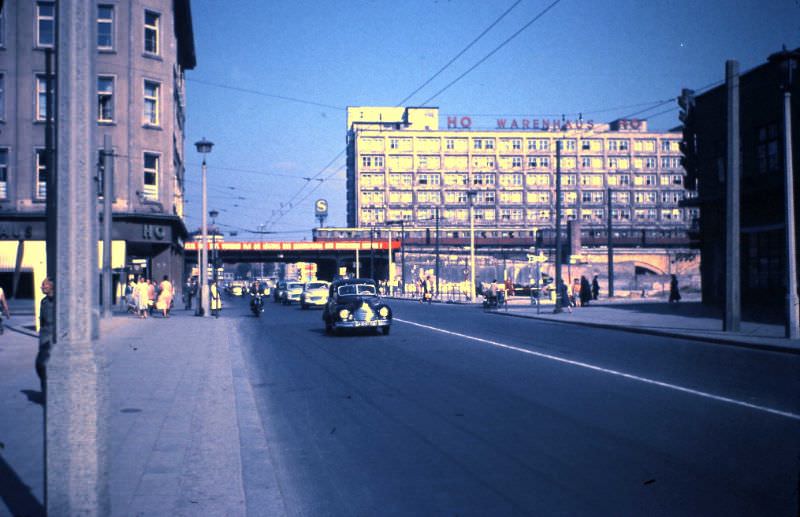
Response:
[[249, 280, 263, 313]]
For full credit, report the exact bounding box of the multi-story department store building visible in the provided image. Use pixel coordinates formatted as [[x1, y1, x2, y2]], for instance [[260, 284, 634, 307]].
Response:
[[0, 1, 195, 299], [346, 106, 697, 236], [329, 106, 700, 289]]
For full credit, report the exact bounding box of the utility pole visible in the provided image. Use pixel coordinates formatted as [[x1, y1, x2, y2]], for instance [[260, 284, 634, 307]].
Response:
[[468, 190, 477, 302], [102, 135, 113, 319], [369, 227, 375, 280], [387, 227, 393, 291], [554, 140, 563, 313], [48, 2, 109, 514], [768, 48, 800, 339], [724, 60, 741, 332], [435, 206, 440, 298], [45, 47, 57, 283], [607, 187, 614, 297], [400, 219, 405, 294]]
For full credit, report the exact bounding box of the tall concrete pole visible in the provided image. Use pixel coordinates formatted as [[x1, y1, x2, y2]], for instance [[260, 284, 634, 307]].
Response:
[[468, 191, 477, 302], [387, 228, 393, 289], [554, 140, 563, 312], [435, 206, 440, 297], [48, 1, 109, 514], [607, 187, 614, 297], [782, 76, 799, 338], [200, 157, 209, 317], [724, 60, 741, 332], [102, 135, 113, 319], [400, 219, 405, 293]]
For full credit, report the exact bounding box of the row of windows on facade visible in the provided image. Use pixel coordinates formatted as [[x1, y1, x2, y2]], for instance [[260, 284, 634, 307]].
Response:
[[364, 137, 680, 153], [23, 2, 163, 56], [358, 207, 699, 224], [0, 148, 160, 201], [360, 190, 688, 205], [358, 172, 686, 188], [6, 74, 165, 127], [360, 154, 683, 171]]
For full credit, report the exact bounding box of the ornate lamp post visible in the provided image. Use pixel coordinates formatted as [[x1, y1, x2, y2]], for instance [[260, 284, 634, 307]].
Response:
[[195, 137, 213, 317], [768, 47, 800, 339]]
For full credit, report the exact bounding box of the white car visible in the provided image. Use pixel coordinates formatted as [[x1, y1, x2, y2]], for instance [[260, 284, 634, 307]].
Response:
[[300, 281, 330, 309], [281, 282, 304, 305]]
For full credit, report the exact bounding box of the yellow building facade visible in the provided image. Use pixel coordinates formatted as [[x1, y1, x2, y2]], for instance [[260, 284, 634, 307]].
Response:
[[346, 106, 697, 232]]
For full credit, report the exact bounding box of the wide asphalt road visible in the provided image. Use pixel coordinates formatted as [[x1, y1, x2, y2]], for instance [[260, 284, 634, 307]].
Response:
[[229, 294, 800, 516]]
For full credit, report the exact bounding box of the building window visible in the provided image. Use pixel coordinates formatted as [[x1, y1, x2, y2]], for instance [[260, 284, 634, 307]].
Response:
[[511, 156, 522, 168], [144, 10, 160, 55], [485, 139, 494, 150], [35, 149, 48, 199], [611, 191, 630, 204], [527, 174, 550, 187], [418, 173, 440, 186], [98, 76, 114, 122], [390, 138, 398, 150], [645, 157, 657, 169], [0, 148, 7, 199], [143, 80, 160, 126], [512, 139, 521, 150], [562, 174, 577, 186], [143, 152, 159, 200], [473, 139, 482, 150], [35, 75, 53, 121], [97, 5, 114, 49], [757, 124, 780, 174], [562, 139, 576, 151], [37, 2, 55, 47]]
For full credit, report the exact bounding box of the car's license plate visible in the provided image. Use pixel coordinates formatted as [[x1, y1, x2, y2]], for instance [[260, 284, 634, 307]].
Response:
[[353, 320, 378, 327]]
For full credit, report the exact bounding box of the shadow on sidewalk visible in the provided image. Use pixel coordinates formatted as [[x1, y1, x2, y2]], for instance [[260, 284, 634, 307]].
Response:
[[0, 454, 44, 517], [596, 301, 784, 326]]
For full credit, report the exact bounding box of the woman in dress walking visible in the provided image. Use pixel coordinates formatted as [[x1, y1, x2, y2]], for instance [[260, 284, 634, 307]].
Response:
[[157, 275, 174, 318]]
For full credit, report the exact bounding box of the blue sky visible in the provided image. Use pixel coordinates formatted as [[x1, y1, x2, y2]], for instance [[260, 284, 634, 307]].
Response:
[[183, 0, 800, 240]]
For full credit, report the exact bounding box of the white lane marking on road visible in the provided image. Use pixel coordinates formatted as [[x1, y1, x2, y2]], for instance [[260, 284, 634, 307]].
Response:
[[395, 318, 800, 422]]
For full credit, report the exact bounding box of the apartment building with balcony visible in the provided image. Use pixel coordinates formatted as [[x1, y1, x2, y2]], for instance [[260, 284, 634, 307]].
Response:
[[0, 1, 195, 296]]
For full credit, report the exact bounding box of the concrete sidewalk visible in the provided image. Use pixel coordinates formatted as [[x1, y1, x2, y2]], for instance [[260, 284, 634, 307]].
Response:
[[489, 296, 800, 354], [0, 307, 285, 517]]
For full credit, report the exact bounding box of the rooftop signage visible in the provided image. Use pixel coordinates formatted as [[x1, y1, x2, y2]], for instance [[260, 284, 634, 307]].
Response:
[[445, 116, 646, 132]]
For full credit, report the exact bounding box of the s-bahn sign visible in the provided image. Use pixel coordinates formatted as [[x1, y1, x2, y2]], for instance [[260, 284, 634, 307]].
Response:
[[185, 240, 399, 251]]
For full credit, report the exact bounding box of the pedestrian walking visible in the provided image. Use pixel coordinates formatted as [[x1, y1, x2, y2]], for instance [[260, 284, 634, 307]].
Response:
[[147, 279, 156, 315], [36, 278, 55, 396], [134, 276, 150, 318], [157, 275, 174, 318], [421, 275, 433, 304], [210, 280, 222, 318], [579, 276, 592, 307], [0, 284, 10, 334], [571, 278, 580, 307], [557, 278, 572, 313], [591, 275, 600, 300], [669, 274, 682, 303], [184, 277, 196, 310]]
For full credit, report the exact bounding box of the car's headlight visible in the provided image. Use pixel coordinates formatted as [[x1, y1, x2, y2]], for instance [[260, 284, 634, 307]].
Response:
[[338, 309, 350, 320], [379, 307, 389, 317]]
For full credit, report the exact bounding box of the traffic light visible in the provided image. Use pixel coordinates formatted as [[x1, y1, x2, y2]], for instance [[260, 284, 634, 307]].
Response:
[[677, 88, 698, 189]]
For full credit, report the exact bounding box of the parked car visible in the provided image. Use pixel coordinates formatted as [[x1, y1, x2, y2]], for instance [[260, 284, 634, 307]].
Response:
[[281, 282, 304, 305], [323, 278, 392, 335], [300, 281, 330, 309], [273, 280, 287, 303]]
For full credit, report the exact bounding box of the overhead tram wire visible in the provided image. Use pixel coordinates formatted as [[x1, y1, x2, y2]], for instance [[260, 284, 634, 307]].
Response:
[[185, 78, 346, 111], [396, 0, 524, 106], [419, 0, 564, 106]]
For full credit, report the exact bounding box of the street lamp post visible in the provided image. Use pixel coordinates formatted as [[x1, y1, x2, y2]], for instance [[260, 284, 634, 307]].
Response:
[[435, 206, 440, 299], [769, 47, 800, 339], [195, 138, 213, 317], [210, 209, 219, 285]]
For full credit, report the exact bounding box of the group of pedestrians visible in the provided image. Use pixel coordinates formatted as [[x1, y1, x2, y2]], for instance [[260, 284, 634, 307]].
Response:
[[126, 275, 175, 319]]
